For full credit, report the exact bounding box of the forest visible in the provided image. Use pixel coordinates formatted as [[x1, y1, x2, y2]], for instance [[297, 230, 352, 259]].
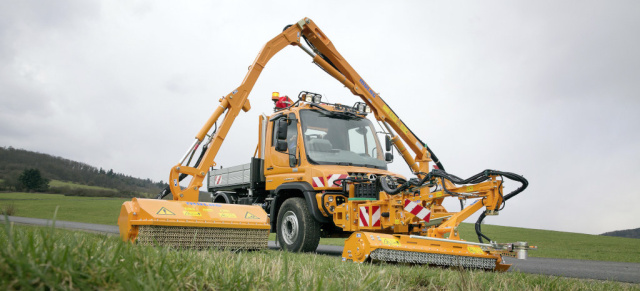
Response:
[[0, 146, 166, 197]]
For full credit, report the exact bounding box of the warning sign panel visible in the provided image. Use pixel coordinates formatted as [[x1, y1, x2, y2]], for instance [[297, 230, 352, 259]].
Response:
[[467, 246, 484, 254], [157, 207, 175, 215], [245, 212, 260, 219], [219, 213, 237, 218]]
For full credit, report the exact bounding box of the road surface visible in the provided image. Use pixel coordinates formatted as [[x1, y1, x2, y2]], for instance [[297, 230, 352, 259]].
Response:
[[3, 215, 639, 284]]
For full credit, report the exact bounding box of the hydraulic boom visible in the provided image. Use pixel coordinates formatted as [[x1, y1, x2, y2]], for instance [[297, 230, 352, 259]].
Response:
[[118, 17, 533, 271]]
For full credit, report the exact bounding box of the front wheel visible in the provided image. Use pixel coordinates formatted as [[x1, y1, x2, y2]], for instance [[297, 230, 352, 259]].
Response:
[[277, 197, 321, 252]]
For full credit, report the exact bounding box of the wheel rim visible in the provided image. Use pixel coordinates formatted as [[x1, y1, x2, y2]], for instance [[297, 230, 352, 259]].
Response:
[[281, 210, 299, 245]]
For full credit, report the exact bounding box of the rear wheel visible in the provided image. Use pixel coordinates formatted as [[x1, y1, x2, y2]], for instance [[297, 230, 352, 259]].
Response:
[[277, 197, 321, 252]]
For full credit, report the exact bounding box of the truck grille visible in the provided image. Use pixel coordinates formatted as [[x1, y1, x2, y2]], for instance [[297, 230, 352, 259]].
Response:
[[353, 182, 379, 199]]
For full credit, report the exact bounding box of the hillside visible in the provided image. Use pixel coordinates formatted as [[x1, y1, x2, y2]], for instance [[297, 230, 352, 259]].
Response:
[[0, 146, 166, 196], [602, 227, 640, 239]]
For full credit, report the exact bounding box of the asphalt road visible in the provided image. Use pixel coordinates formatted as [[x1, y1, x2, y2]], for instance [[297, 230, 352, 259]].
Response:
[[3, 215, 639, 284]]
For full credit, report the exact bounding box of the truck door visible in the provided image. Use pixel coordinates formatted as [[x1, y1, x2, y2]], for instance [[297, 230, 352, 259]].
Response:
[[267, 113, 299, 170]]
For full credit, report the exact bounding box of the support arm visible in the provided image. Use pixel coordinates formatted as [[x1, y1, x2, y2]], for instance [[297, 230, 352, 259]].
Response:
[[294, 19, 433, 175], [169, 24, 305, 201]]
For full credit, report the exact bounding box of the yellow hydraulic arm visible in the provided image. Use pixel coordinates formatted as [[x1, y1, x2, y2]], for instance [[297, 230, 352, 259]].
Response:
[[121, 17, 532, 270], [168, 18, 435, 201]]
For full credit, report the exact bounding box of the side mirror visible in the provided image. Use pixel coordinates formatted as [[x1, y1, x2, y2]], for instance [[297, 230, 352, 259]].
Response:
[[275, 140, 288, 152], [289, 154, 297, 167], [385, 152, 394, 162], [277, 119, 288, 140], [385, 135, 392, 151]]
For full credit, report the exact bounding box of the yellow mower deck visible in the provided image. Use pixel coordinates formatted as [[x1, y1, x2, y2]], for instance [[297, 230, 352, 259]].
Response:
[[343, 232, 510, 271], [118, 198, 270, 250]]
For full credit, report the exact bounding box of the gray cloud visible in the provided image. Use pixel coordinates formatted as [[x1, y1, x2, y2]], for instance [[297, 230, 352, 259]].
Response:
[[0, 1, 638, 235]]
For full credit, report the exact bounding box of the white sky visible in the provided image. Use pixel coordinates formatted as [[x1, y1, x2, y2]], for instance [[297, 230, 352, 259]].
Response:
[[1, 1, 639, 235]]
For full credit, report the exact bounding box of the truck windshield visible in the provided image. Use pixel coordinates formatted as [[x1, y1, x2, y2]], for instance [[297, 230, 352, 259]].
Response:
[[300, 109, 387, 170]]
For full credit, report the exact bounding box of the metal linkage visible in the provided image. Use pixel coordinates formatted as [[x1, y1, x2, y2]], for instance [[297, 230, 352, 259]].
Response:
[[369, 249, 496, 270]]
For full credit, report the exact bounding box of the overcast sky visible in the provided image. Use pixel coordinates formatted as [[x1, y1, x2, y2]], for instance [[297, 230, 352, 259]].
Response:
[[1, 1, 638, 235]]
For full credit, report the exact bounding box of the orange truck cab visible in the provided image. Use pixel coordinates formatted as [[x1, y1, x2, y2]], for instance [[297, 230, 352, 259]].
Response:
[[207, 91, 398, 252]]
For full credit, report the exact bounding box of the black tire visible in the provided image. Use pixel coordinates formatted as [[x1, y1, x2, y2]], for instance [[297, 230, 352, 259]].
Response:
[[276, 197, 321, 252]]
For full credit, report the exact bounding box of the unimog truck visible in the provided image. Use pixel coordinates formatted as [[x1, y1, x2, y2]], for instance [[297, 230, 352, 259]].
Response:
[[119, 17, 533, 271]]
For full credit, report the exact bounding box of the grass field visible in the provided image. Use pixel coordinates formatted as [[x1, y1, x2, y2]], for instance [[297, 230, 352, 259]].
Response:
[[0, 192, 127, 225], [1, 224, 637, 290], [1, 192, 639, 264], [49, 180, 118, 192]]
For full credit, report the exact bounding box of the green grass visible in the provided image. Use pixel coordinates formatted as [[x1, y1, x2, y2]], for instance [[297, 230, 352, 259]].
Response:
[[49, 180, 117, 192], [1, 224, 637, 291], [2, 192, 639, 264], [457, 223, 640, 263], [0, 193, 127, 225]]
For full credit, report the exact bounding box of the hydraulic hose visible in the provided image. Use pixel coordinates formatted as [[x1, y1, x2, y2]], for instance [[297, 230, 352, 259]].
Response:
[[378, 168, 528, 243], [475, 212, 492, 243], [379, 176, 407, 194]]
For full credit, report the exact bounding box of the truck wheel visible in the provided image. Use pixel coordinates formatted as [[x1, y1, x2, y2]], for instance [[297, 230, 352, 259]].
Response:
[[277, 197, 321, 252]]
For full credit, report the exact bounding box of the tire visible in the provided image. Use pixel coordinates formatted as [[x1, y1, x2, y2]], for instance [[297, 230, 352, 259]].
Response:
[[277, 197, 321, 252]]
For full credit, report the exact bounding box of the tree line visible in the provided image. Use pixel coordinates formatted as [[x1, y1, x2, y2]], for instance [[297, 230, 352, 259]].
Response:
[[0, 146, 167, 197]]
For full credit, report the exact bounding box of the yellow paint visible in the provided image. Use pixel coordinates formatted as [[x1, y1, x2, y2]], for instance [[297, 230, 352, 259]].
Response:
[[399, 123, 408, 134], [383, 105, 398, 122], [382, 238, 401, 247], [466, 186, 474, 192], [467, 246, 484, 254], [220, 213, 237, 218], [183, 211, 202, 217]]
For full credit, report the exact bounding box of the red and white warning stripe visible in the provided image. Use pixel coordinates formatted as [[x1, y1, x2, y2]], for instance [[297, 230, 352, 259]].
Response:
[[326, 174, 348, 186], [312, 174, 348, 188], [214, 175, 223, 185], [404, 199, 431, 222], [359, 205, 381, 227], [312, 176, 325, 187]]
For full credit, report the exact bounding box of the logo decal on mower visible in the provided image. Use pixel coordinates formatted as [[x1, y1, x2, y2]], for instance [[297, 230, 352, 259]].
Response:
[[183, 211, 201, 217]]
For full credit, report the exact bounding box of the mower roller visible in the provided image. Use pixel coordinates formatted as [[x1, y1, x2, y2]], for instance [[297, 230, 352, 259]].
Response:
[[118, 198, 269, 250]]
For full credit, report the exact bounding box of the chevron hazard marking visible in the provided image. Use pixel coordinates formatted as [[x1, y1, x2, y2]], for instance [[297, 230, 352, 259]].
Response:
[[312, 177, 324, 187], [371, 206, 381, 227], [358, 206, 381, 227], [245, 212, 260, 219], [359, 206, 369, 226], [157, 207, 175, 215], [404, 199, 431, 222], [326, 174, 348, 186]]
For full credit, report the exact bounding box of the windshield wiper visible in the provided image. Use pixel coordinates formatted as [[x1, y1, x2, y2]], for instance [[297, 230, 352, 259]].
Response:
[[352, 163, 384, 169], [329, 111, 358, 119], [337, 162, 353, 166]]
